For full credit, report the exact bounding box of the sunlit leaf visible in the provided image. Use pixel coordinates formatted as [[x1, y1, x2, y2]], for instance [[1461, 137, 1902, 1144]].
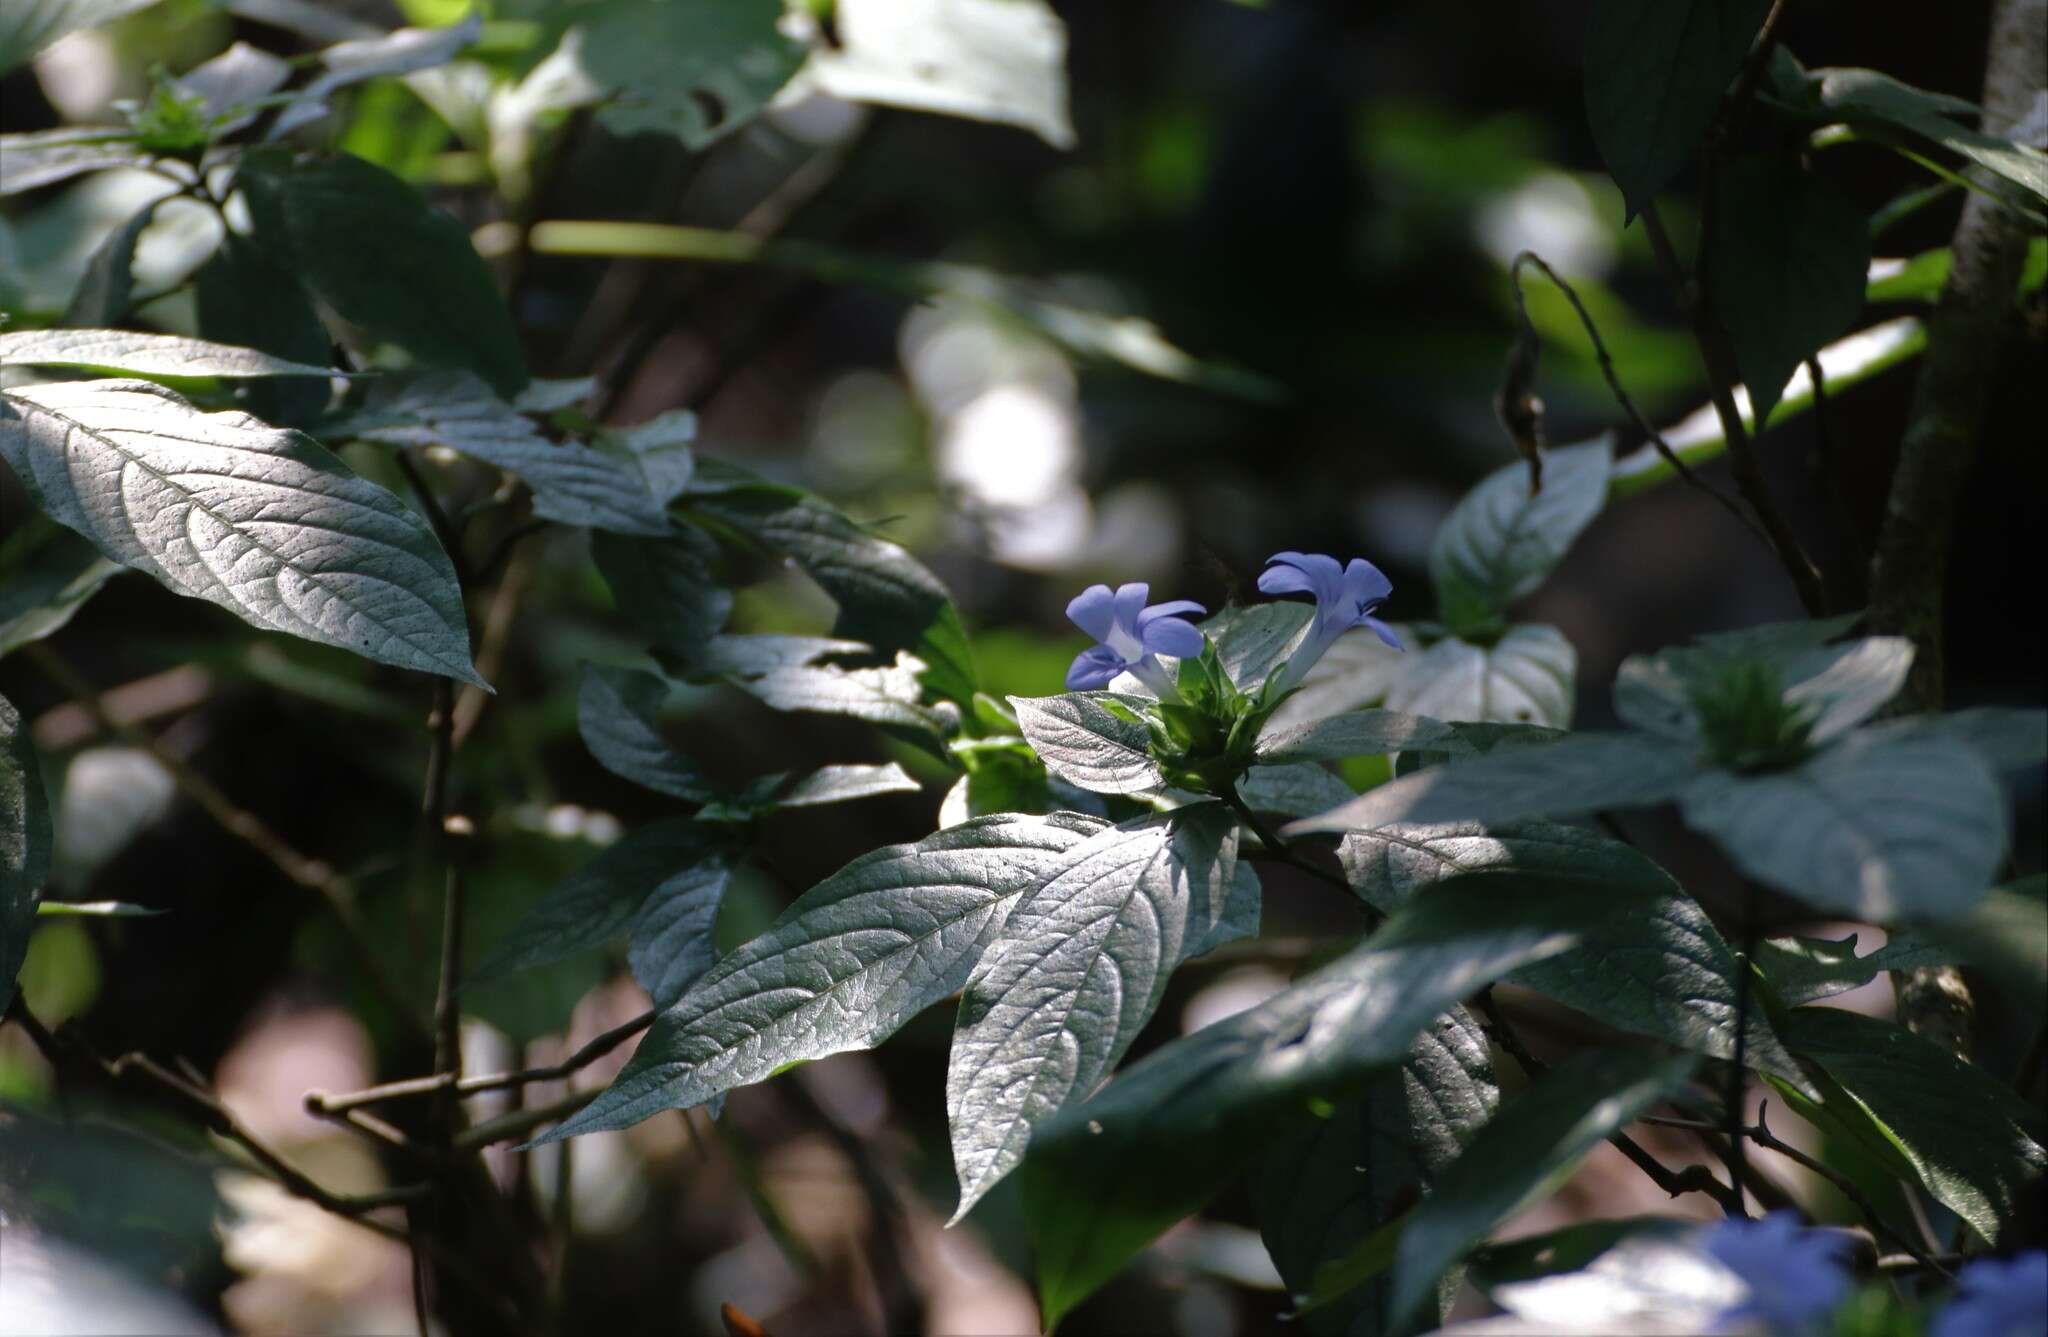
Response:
[[327, 372, 670, 535], [1010, 692, 1162, 794], [805, 0, 1076, 149], [946, 806, 1237, 1220], [1430, 440, 1609, 627], [0, 379, 483, 685], [0, 329, 335, 380], [531, 812, 1110, 1142]]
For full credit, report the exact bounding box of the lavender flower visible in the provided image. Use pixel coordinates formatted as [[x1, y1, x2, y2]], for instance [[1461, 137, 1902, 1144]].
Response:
[[1932, 1251, 2047, 1337], [1065, 582, 1206, 699], [1701, 1211, 1852, 1333], [1258, 551, 1402, 693]]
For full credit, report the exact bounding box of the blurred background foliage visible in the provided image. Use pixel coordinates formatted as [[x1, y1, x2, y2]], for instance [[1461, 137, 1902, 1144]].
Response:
[[0, 1, 2040, 1333]]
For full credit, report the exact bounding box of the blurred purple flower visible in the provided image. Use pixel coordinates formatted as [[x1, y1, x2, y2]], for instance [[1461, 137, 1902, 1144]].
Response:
[[1258, 551, 1402, 691], [1065, 581, 1206, 698], [1932, 1251, 2047, 1337], [1702, 1211, 1852, 1333]]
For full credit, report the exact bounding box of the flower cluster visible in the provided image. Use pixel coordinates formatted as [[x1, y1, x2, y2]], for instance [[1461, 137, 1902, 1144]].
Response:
[[1062, 551, 1400, 703]]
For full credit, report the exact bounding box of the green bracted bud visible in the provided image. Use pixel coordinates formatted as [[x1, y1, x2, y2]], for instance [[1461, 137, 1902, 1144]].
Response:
[[1688, 659, 1816, 773], [123, 71, 215, 157]]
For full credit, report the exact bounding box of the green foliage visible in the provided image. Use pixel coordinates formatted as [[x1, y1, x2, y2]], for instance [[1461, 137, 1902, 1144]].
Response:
[[0, 691, 51, 1013], [0, 378, 484, 686], [236, 149, 528, 396], [1707, 155, 1872, 429], [1775, 1007, 2048, 1243], [2, 5, 2041, 1332], [1582, 0, 1774, 217]]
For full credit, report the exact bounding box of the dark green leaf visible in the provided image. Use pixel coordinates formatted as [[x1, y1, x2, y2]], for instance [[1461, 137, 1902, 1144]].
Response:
[[1430, 441, 1610, 621], [1339, 819, 1803, 1084], [1254, 1006, 1497, 1337], [236, 149, 527, 396], [1868, 707, 2048, 776], [947, 806, 1238, 1219], [194, 233, 333, 427], [1803, 67, 2048, 205], [328, 371, 669, 535], [628, 852, 736, 1007], [1256, 708, 1463, 765], [63, 198, 162, 327], [591, 525, 732, 672], [690, 471, 975, 704], [534, 812, 1111, 1142], [1583, 0, 1774, 217], [1380, 1050, 1698, 1327], [0, 379, 483, 686], [0, 329, 334, 379], [1778, 1006, 2046, 1244], [2, 690, 51, 1013], [1707, 155, 1872, 429], [1677, 731, 2005, 920], [0, 520, 120, 658], [1010, 692, 1162, 794], [470, 819, 713, 981], [576, 664, 713, 802], [1287, 733, 1698, 837], [1019, 873, 1638, 1327]]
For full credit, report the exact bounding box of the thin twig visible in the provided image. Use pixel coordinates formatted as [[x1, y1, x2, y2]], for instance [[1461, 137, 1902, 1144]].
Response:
[[1220, 780, 1362, 904], [1640, 202, 1829, 617], [396, 452, 474, 589], [307, 1009, 657, 1115], [1507, 251, 1769, 545], [1725, 887, 1756, 1216], [1475, 987, 1744, 1215], [20, 644, 428, 1043], [451, 1089, 599, 1151], [1642, 1104, 1954, 1278]]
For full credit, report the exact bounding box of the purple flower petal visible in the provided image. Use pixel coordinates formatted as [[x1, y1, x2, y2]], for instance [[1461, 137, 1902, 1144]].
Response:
[[1066, 584, 1118, 642], [1066, 644, 1127, 690], [1137, 599, 1206, 626], [1110, 583, 1150, 635], [1258, 552, 1342, 602], [1340, 558, 1394, 611], [1366, 617, 1405, 651], [1141, 614, 1206, 660]]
